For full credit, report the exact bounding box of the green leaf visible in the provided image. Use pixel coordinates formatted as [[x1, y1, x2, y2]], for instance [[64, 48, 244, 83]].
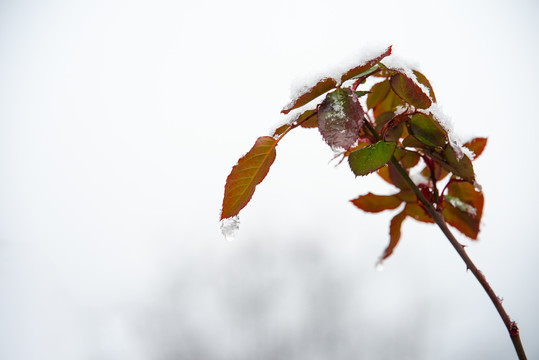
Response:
[[463, 137, 488, 159], [221, 136, 277, 220], [318, 88, 364, 150], [354, 90, 370, 98], [430, 145, 475, 182], [394, 148, 421, 168], [442, 182, 484, 239], [350, 192, 402, 213], [408, 113, 448, 148], [373, 90, 405, 120], [281, 46, 392, 114], [390, 73, 432, 109], [367, 80, 390, 109], [402, 135, 430, 149], [349, 64, 381, 80], [349, 141, 396, 176]]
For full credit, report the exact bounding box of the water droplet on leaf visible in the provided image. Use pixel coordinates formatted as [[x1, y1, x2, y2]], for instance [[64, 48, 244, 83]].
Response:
[[220, 216, 240, 241], [473, 181, 482, 192], [317, 88, 364, 150]]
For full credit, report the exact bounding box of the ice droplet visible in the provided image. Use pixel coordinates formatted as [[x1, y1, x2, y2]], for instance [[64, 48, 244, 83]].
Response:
[[220, 216, 240, 241], [375, 260, 385, 272], [473, 181, 482, 192]]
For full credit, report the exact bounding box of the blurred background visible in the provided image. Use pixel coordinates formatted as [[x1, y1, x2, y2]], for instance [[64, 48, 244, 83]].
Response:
[[1, 0, 538, 359]]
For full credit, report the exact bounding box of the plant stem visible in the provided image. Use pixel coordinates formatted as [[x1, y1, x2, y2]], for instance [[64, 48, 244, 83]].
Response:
[[389, 158, 527, 360], [363, 119, 526, 359]]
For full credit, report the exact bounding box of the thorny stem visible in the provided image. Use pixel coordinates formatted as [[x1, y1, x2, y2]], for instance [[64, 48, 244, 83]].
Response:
[[363, 120, 527, 360], [423, 156, 439, 204]]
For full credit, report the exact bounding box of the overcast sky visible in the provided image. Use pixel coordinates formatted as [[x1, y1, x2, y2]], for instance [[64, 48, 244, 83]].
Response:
[[1, 0, 538, 359]]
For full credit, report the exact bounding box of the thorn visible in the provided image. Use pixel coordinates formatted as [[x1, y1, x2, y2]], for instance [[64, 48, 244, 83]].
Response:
[[510, 321, 519, 336]]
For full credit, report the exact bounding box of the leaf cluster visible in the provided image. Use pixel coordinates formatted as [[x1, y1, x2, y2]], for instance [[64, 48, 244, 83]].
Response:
[[221, 46, 487, 261]]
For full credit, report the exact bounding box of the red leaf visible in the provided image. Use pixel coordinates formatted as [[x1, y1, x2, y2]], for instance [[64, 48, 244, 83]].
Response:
[[281, 47, 392, 114], [442, 182, 484, 239], [396, 190, 417, 203], [382, 209, 407, 260], [221, 137, 277, 220], [318, 88, 364, 149], [350, 193, 402, 213], [463, 137, 488, 159], [390, 73, 432, 109]]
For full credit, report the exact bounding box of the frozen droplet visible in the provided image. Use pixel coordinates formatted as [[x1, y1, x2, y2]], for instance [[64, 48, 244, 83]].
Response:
[[220, 216, 240, 241], [473, 181, 482, 192], [375, 260, 384, 272]]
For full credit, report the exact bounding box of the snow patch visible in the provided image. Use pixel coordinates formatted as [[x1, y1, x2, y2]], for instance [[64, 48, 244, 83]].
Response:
[[287, 45, 390, 108], [220, 216, 240, 241], [427, 103, 468, 160]]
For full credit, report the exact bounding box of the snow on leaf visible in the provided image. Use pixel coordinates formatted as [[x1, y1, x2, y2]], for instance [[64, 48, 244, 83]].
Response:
[[445, 196, 477, 216], [349, 141, 396, 176], [221, 136, 277, 220], [430, 146, 475, 183], [282, 78, 338, 115], [390, 73, 432, 109], [442, 182, 484, 239], [272, 124, 290, 137], [340, 46, 392, 83], [413, 70, 437, 102], [318, 88, 364, 150], [281, 46, 392, 114], [350, 192, 402, 213]]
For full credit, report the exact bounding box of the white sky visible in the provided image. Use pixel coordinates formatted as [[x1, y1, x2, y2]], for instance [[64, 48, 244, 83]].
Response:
[[1, 0, 538, 359]]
